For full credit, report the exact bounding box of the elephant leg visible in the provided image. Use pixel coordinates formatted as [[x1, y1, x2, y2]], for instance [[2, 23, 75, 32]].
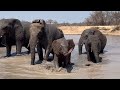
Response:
[[87, 52, 91, 61], [16, 40, 22, 55], [24, 45, 30, 54], [100, 50, 104, 53], [63, 58, 67, 68], [31, 50, 35, 65], [6, 45, 12, 57], [93, 52, 100, 63], [85, 44, 91, 61], [54, 54, 59, 70], [37, 44, 43, 62], [51, 50, 54, 60], [67, 53, 71, 65], [44, 45, 52, 61], [78, 44, 83, 55]]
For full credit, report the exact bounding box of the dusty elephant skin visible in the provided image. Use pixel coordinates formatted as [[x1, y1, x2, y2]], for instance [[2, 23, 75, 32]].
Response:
[[0, 19, 31, 57], [29, 19, 64, 65], [78, 28, 107, 55], [85, 35, 102, 63], [52, 37, 75, 72]]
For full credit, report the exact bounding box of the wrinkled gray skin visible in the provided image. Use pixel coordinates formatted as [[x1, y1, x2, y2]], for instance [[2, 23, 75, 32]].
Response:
[[78, 28, 107, 55], [0, 19, 31, 57], [85, 35, 102, 63], [29, 19, 64, 65], [52, 38, 75, 71]]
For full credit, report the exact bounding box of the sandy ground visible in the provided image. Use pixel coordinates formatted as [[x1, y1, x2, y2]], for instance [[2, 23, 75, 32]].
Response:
[[58, 26, 120, 35]]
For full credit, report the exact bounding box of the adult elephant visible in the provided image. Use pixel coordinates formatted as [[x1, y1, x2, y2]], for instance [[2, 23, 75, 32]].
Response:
[[0, 19, 30, 57], [29, 19, 64, 65], [78, 28, 107, 55], [85, 35, 102, 63]]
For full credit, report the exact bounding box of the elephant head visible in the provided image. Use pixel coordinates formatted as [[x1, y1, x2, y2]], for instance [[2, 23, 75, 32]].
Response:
[[0, 19, 12, 37], [0, 19, 23, 38], [52, 37, 69, 56], [85, 35, 102, 63], [78, 28, 96, 55], [52, 38, 75, 56]]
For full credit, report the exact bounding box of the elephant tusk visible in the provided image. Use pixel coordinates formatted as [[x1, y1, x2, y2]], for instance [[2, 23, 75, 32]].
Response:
[[64, 48, 74, 56], [1, 36, 2, 38]]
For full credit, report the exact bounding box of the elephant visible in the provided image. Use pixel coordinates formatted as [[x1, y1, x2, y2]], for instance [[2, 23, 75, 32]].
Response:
[[0, 19, 31, 57], [52, 37, 75, 71], [85, 35, 102, 63], [29, 19, 64, 65], [78, 28, 107, 55]]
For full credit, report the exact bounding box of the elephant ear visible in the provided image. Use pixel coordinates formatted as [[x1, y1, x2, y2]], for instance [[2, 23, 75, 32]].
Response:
[[67, 39, 75, 50], [52, 40, 61, 55], [12, 19, 23, 29]]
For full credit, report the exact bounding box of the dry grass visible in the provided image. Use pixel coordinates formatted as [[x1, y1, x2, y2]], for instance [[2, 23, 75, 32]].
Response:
[[58, 26, 120, 35]]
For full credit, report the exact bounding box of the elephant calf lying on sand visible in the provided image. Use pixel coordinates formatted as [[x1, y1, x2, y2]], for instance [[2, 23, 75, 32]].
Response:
[[85, 35, 102, 63], [52, 37, 75, 71]]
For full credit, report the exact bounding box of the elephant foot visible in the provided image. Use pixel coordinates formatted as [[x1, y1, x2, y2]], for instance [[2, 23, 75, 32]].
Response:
[[6, 54, 12, 57], [27, 51, 30, 54], [99, 57, 102, 62], [85, 64, 91, 66], [88, 59, 91, 61], [31, 62, 35, 65], [83, 52, 87, 54], [79, 53, 82, 55], [31, 60, 35, 65], [16, 53, 22, 56], [35, 60, 42, 64]]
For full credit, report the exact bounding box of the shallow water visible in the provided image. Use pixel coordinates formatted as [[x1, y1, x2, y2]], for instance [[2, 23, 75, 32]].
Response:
[[0, 35, 120, 79]]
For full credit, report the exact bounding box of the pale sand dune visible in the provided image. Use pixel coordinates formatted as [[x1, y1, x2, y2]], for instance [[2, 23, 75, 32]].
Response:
[[58, 26, 120, 35]]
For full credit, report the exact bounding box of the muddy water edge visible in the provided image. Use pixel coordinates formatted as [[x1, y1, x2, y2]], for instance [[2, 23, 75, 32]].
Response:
[[0, 35, 120, 79]]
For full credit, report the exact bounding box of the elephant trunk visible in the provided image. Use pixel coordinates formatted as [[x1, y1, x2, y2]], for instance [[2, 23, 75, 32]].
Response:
[[94, 52, 100, 63], [92, 45, 100, 63], [30, 36, 38, 65], [78, 38, 83, 55]]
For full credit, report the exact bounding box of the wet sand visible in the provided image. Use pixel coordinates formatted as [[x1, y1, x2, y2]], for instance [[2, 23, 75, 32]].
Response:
[[0, 35, 120, 79]]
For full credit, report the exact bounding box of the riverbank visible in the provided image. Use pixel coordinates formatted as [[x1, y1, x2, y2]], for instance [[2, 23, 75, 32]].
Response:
[[58, 26, 120, 35]]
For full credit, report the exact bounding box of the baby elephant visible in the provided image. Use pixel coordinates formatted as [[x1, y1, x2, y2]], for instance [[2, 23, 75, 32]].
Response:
[[52, 37, 75, 71], [85, 35, 102, 63]]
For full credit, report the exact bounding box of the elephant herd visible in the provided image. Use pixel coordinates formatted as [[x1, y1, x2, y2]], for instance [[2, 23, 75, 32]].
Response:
[[0, 18, 107, 72]]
